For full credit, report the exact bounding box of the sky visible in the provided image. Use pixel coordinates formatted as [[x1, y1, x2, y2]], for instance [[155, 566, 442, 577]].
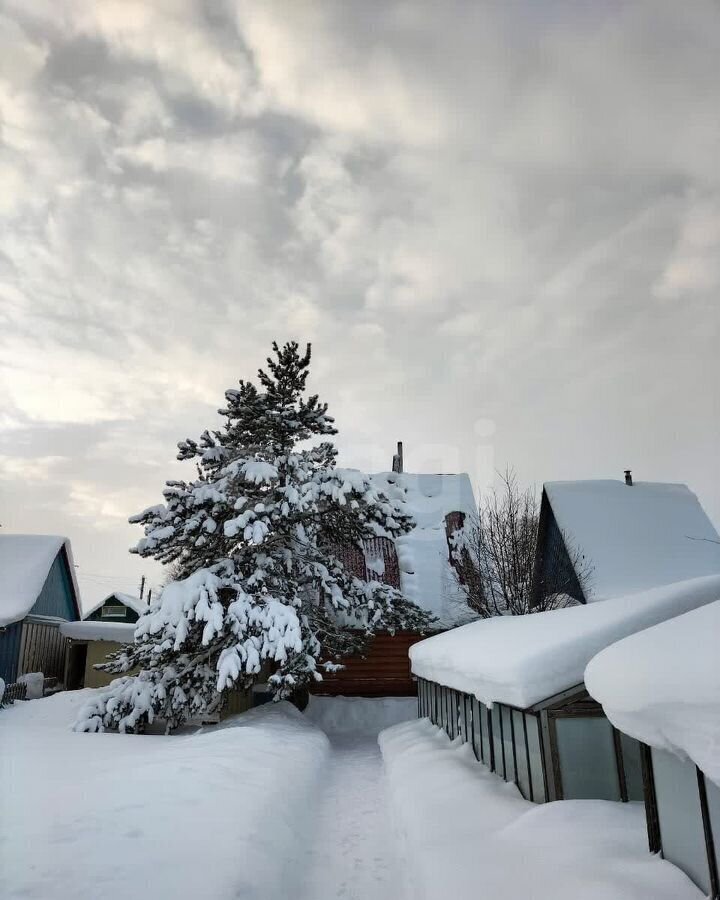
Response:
[[1, 0, 719, 610]]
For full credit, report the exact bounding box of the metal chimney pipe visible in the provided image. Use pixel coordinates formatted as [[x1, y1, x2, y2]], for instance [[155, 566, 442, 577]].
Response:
[[624, 469, 633, 486], [392, 441, 404, 474]]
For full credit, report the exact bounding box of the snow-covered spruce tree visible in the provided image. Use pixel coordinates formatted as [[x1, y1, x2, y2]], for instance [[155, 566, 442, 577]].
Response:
[[75, 342, 433, 732]]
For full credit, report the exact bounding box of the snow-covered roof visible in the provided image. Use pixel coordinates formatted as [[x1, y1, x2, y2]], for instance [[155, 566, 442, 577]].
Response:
[[545, 479, 720, 601], [368, 472, 476, 624], [60, 620, 137, 643], [409, 573, 720, 709], [0, 534, 80, 628], [586, 599, 720, 786], [83, 592, 147, 620]]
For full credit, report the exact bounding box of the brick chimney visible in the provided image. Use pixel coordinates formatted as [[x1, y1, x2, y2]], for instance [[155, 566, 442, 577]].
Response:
[[624, 469, 633, 486], [392, 441, 404, 474]]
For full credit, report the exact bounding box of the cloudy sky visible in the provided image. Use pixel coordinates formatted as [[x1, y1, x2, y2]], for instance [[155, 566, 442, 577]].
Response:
[[1, 0, 719, 609]]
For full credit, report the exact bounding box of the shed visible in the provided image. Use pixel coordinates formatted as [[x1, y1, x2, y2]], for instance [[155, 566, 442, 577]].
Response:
[[411, 574, 720, 804], [0, 534, 81, 687], [532, 478, 720, 606], [60, 620, 137, 690], [586, 599, 720, 899], [313, 457, 475, 698]]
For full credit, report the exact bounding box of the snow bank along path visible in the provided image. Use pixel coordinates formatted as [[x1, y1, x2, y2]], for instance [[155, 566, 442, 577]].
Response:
[[299, 695, 416, 900], [380, 718, 705, 900], [0, 691, 330, 900]]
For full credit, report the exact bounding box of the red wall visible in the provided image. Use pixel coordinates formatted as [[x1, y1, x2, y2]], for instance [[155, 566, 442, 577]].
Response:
[[311, 631, 436, 697]]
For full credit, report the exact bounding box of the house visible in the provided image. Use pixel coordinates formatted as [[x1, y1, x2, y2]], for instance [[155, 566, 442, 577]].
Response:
[[84, 591, 147, 624], [312, 443, 476, 698], [0, 534, 82, 692], [586, 599, 720, 899], [531, 474, 720, 606], [60, 618, 138, 690], [61, 592, 146, 690]]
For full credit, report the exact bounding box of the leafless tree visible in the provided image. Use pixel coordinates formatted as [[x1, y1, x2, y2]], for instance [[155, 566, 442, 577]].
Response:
[[451, 470, 593, 618]]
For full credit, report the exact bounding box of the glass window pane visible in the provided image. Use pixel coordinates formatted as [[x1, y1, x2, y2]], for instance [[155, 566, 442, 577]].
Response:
[[652, 747, 710, 896], [620, 733, 644, 801], [555, 716, 620, 800], [525, 713, 546, 803], [480, 703, 491, 766], [513, 709, 531, 800], [705, 775, 720, 887], [501, 705, 516, 784], [491, 704, 504, 775], [459, 694, 469, 743]]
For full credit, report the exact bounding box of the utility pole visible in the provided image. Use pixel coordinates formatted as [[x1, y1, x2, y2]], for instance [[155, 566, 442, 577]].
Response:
[[139, 575, 145, 600]]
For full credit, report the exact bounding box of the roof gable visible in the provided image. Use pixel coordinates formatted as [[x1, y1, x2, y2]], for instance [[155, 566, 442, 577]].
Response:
[[0, 535, 81, 627], [367, 471, 476, 624], [543, 480, 720, 601], [83, 591, 147, 620]]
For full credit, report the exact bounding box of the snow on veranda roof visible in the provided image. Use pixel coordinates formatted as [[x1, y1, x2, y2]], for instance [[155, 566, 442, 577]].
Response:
[[585, 598, 720, 786], [409, 573, 720, 709], [0, 534, 81, 628], [544, 479, 720, 601], [83, 592, 147, 620], [366, 472, 477, 624]]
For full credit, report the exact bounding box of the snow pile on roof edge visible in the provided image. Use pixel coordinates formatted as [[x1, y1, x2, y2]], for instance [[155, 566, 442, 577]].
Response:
[[60, 620, 137, 643], [586, 599, 720, 786], [410, 574, 720, 708]]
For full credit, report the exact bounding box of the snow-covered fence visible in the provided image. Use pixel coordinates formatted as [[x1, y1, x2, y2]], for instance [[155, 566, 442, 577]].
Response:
[[1, 680, 27, 704], [1, 675, 60, 706], [416, 676, 645, 806]]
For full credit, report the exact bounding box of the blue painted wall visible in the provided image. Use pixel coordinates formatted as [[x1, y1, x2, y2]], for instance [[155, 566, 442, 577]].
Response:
[[0, 546, 79, 684], [29, 549, 79, 620], [0, 621, 23, 683]]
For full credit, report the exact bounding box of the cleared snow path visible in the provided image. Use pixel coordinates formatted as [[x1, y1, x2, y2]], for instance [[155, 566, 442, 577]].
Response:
[[300, 697, 415, 900]]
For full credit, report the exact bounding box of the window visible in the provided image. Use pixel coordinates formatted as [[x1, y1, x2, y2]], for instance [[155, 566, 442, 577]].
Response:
[[501, 706, 516, 784], [705, 775, 720, 894], [620, 733, 644, 801], [480, 703, 492, 767], [491, 704, 504, 776], [554, 716, 620, 800], [652, 748, 711, 897], [101, 605, 126, 618], [525, 714, 546, 803], [513, 709, 531, 800]]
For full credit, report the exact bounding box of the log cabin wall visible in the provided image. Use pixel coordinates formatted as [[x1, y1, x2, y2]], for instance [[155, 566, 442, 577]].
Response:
[[311, 631, 434, 697]]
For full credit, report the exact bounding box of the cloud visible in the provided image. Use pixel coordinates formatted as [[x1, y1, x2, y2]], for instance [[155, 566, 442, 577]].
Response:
[[0, 0, 718, 607], [0, 455, 66, 481], [654, 194, 720, 299]]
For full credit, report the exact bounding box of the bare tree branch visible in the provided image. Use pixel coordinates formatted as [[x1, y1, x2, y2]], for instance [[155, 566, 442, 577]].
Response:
[[450, 468, 593, 617]]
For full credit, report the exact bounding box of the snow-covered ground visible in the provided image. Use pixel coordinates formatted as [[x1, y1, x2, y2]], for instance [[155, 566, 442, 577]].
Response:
[[380, 718, 705, 900], [298, 695, 415, 900], [1, 691, 708, 900], [0, 690, 329, 900]]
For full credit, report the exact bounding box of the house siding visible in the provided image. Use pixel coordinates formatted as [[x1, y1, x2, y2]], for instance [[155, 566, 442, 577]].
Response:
[[531, 491, 585, 607], [1, 545, 79, 686], [311, 631, 435, 696], [29, 548, 79, 621], [0, 621, 23, 683]]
